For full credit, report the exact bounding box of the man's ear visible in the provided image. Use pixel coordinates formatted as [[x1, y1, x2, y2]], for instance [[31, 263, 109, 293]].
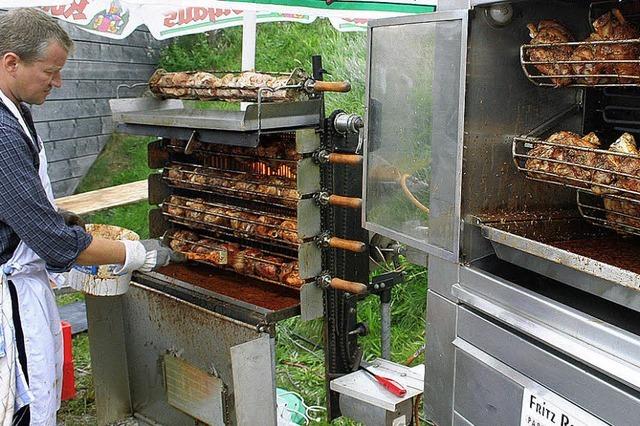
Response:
[[2, 53, 20, 76]]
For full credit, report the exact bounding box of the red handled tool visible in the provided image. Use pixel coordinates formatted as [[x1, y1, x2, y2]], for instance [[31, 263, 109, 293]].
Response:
[[360, 366, 407, 397]]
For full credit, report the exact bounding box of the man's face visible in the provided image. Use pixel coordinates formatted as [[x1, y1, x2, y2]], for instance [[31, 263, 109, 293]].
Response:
[[14, 42, 67, 105]]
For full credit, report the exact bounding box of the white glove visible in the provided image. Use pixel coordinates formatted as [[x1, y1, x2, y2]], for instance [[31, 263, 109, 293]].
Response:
[[113, 239, 185, 275]]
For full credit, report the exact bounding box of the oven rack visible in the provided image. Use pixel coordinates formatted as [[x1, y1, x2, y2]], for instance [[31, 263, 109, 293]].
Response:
[[166, 141, 300, 166], [163, 195, 300, 250], [513, 134, 640, 194], [149, 68, 308, 103], [164, 162, 299, 210], [520, 38, 640, 87], [577, 190, 640, 237], [166, 230, 305, 290], [513, 134, 640, 236]]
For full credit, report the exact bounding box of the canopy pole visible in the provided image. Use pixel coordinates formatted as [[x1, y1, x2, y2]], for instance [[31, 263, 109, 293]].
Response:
[[240, 10, 257, 111]]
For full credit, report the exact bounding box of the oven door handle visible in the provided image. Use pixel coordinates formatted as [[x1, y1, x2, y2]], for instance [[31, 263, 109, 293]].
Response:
[[452, 282, 640, 393]]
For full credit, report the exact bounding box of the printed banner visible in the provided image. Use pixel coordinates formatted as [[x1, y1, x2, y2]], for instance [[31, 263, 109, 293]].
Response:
[[0, 1, 72, 6], [38, 0, 435, 39]]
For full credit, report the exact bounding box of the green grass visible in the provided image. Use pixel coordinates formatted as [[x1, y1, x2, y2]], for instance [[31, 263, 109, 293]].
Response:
[[275, 260, 427, 424], [75, 133, 155, 193], [58, 20, 428, 424], [57, 333, 96, 426], [159, 20, 367, 116]]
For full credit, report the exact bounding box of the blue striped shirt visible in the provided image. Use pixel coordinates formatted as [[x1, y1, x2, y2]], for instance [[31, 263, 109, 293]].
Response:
[[0, 101, 92, 272]]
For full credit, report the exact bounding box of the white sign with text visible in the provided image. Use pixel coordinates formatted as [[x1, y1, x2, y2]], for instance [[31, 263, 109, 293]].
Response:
[[520, 388, 609, 426]]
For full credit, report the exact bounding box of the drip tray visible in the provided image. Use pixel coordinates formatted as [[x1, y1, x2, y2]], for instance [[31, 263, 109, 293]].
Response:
[[477, 215, 640, 313], [133, 263, 300, 326]]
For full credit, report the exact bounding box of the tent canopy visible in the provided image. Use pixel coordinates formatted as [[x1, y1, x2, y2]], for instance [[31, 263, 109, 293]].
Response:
[[25, 0, 435, 38]]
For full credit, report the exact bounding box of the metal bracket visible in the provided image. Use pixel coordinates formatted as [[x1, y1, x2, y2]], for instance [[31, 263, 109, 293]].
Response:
[[184, 130, 198, 155]]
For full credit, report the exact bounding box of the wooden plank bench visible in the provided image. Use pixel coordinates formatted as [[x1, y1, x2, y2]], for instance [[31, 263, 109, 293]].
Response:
[[56, 179, 148, 216]]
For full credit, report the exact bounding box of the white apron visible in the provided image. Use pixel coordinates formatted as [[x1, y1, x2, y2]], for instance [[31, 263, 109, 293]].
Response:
[[0, 90, 63, 426], [0, 273, 18, 426]]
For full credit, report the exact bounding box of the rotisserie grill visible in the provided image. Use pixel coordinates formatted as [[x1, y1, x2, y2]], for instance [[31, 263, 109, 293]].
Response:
[[88, 57, 369, 425]]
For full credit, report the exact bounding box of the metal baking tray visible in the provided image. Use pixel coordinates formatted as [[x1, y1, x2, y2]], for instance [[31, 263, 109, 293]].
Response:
[[476, 214, 640, 313], [133, 265, 300, 325]]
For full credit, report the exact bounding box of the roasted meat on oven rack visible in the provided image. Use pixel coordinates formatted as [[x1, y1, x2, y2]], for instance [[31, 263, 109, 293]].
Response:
[[164, 162, 299, 209], [515, 131, 640, 235], [148, 67, 351, 102], [167, 135, 300, 162], [521, 9, 640, 87], [149, 69, 308, 102], [163, 195, 300, 249], [168, 229, 304, 288]]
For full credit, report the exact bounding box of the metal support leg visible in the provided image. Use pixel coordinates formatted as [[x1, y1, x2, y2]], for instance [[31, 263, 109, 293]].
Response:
[[381, 289, 392, 359]]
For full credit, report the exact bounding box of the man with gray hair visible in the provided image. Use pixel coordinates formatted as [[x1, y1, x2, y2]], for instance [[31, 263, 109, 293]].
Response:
[[0, 8, 183, 426]]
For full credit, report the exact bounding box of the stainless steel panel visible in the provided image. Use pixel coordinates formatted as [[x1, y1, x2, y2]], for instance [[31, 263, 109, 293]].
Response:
[[453, 412, 474, 426], [424, 290, 457, 426], [454, 343, 523, 426], [300, 281, 323, 321], [363, 11, 468, 260], [86, 295, 132, 425], [455, 267, 640, 392], [428, 255, 459, 302], [110, 97, 184, 116], [297, 198, 321, 240], [338, 394, 414, 426], [297, 157, 321, 195], [164, 355, 226, 425], [298, 241, 322, 280], [112, 99, 323, 132], [460, 3, 586, 232], [113, 282, 268, 425], [295, 128, 321, 154], [230, 335, 277, 426], [456, 307, 640, 425]]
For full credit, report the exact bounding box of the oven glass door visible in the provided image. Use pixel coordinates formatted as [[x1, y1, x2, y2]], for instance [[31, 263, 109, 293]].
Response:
[[363, 11, 468, 261]]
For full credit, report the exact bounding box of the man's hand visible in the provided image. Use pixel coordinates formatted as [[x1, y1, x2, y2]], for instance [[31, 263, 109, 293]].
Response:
[[113, 239, 186, 275], [59, 208, 86, 229], [140, 239, 186, 271]]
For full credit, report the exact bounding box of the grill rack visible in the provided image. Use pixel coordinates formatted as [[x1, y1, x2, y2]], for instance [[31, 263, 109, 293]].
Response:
[[513, 134, 640, 236], [149, 68, 309, 103], [520, 38, 640, 87], [165, 230, 305, 290], [166, 142, 299, 179], [577, 190, 640, 237], [163, 195, 300, 250], [164, 162, 299, 210], [166, 142, 300, 166]]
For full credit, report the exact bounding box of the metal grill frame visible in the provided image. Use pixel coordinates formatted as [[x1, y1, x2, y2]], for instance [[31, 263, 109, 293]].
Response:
[[521, 38, 640, 87], [165, 229, 305, 291], [164, 162, 299, 210], [163, 195, 300, 250], [513, 134, 640, 236]]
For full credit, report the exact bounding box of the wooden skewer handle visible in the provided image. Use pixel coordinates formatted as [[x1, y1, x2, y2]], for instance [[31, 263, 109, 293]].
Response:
[[329, 278, 368, 294], [328, 195, 362, 209], [327, 153, 363, 166], [328, 237, 366, 253], [312, 80, 351, 93]]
